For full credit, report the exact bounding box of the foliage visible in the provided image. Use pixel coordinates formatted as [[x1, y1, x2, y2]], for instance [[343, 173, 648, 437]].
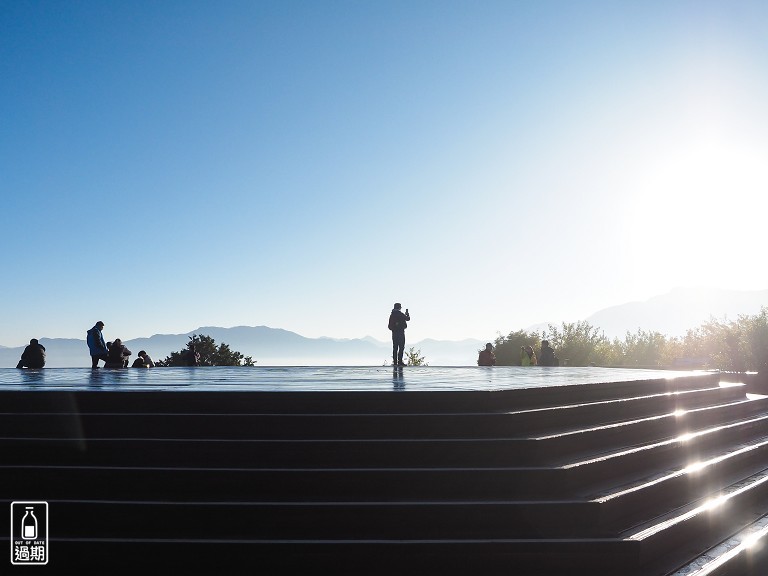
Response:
[[162, 334, 256, 367], [541, 321, 607, 367], [742, 308, 768, 374], [493, 330, 540, 366], [694, 310, 768, 372], [614, 329, 670, 368], [490, 307, 768, 372], [405, 347, 428, 366]]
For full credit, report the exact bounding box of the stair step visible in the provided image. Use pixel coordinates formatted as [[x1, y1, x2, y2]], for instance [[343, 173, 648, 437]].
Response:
[[21, 499, 602, 539], [669, 513, 768, 576], [627, 468, 768, 574], [0, 534, 643, 575], [595, 438, 768, 530], [0, 372, 762, 575], [0, 388, 751, 441]]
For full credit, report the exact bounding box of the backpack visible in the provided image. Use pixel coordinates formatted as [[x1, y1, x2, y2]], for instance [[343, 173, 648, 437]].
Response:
[[388, 313, 399, 331]]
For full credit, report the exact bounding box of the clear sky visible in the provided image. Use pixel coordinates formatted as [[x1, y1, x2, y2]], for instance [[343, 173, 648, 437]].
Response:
[[2, 0, 767, 348]]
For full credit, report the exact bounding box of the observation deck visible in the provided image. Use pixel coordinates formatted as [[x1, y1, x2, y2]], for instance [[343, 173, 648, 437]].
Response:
[[2, 366, 768, 574]]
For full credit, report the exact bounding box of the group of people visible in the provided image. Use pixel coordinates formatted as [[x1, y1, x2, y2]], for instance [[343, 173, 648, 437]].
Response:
[[14, 319, 197, 369], [386, 303, 561, 369], [16, 308, 559, 370], [86, 321, 155, 368], [477, 340, 559, 367]]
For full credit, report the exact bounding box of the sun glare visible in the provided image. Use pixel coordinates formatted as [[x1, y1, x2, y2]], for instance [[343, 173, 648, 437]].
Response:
[[702, 494, 728, 511], [625, 139, 768, 289], [684, 460, 706, 473]]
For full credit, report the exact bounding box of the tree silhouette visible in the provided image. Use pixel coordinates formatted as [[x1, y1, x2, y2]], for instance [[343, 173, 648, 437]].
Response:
[[162, 334, 255, 367]]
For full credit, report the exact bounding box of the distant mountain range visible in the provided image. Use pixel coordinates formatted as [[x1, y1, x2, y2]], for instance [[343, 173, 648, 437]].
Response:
[[0, 327, 486, 368], [583, 287, 768, 338], [3, 287, 765, 368]]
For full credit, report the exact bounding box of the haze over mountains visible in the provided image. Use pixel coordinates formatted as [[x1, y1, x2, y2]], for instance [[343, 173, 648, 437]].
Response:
[[0, 329, 484, 369], [3, 288, 766, 368], [583, 287, 768, 339]]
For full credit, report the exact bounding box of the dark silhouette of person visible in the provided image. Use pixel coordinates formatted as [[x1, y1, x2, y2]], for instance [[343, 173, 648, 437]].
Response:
[[477, 343, 496, 366], [388, 303, 410, 366], [539, 340, 559, 366], [132, 350, 155, 368], [105, 338, 131, 368], [16, 338, 46, 369], [87, 321, 109, 368]]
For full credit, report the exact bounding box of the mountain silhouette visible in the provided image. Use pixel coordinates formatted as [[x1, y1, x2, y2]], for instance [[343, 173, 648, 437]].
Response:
[[3, 287, 765, 368], [0, 326, 485, 368], [585, 287, 768, 338]]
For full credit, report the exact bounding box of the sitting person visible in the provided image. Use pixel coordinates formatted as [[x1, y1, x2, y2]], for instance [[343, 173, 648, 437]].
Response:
[[105, 338, 132, 368], [539, 340, 559, 366], [521, 345, 537, 366], [16, 338, 46, 369], [477, 343, 496, 366], [131, 350, 155, 368]]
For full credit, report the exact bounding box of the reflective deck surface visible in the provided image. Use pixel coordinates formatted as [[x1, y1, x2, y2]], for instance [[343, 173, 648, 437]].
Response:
[[0, 366, 704, 392]]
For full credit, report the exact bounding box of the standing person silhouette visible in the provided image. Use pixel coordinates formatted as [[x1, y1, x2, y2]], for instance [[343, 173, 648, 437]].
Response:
[[87, 321, 109, 368], [388, 303, 410, 366]]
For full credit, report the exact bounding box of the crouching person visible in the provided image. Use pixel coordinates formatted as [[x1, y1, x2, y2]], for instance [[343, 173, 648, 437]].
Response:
[[132, 350, 155, 368], [105, 338, 132, 368], [16, 338, 46, 369]]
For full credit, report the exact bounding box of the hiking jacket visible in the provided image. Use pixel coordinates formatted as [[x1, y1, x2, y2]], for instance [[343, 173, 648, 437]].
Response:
[[388, 309, 410, 333], [87, 326, 108, 356], [21, 343, 46, 366], [107, 343, 132, 364]]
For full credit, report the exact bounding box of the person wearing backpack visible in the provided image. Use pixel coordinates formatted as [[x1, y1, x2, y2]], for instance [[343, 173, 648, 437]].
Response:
[[388, 303, 410, 366]]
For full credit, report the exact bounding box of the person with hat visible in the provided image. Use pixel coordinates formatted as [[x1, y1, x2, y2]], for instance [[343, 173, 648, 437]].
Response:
[[388, 303, 411, 366], [86, 321, 109, 368], [16, 338, 46, 369]]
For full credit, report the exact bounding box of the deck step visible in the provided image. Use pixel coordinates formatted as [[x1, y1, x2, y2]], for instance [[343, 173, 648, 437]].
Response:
[[669, 513, 768, 576], [1, 372, 765, 575]]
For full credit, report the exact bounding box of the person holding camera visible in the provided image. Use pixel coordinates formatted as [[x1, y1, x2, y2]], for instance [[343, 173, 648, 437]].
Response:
[[388, 302, 411, 366]]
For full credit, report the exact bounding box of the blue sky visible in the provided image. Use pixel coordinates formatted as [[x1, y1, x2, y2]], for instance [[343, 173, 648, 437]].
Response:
[[2, 0, 767, 347]]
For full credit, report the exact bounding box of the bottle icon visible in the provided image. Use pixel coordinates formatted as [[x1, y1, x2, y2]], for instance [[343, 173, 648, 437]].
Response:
[[22, 507, 37, 540]]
